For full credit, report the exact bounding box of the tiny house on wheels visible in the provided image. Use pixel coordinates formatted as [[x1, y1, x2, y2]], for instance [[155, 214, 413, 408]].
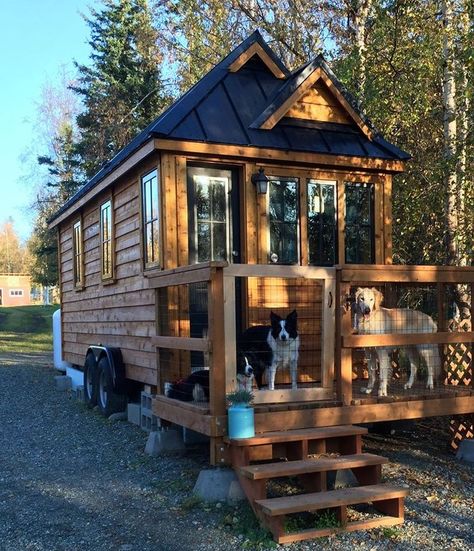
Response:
[[49, 32, 474, 543]]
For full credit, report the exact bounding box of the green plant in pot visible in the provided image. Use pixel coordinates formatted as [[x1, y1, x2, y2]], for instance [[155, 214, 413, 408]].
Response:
[[226, 388, 255, 439]]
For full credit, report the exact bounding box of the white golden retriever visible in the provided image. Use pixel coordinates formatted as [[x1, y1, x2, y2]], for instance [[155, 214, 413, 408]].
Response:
[[354, 287, 441, 396]]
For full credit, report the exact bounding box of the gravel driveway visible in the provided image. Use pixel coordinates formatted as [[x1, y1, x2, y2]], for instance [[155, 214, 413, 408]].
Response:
[[0, 353, 473, 550]]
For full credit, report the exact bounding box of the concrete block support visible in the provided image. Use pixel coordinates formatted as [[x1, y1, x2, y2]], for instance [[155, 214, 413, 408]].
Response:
[[144, 429, 185, 456], [193, 469, 245, 503], [456, 439, 474, 463], [127, 403, 141, 426], [141, 391, 159, 432], [54, 375, 72, 391]]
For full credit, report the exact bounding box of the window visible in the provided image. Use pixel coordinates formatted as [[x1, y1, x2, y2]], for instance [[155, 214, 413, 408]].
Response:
[[193, 174, 229, 262], [268, 178, 298, 264], [345, 183, 375, 264], [188, 166, 234, 263], [72, 219, 84, 288], [307, 180, 337, 266], [100, 199, 113, 280], [9, 289, 24, 297], [141, 169, 160, 267]]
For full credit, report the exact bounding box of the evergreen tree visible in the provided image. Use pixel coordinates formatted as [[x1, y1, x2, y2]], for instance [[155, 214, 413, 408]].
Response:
[[29, 72, 83, 287], [73, 0, 170, 178]]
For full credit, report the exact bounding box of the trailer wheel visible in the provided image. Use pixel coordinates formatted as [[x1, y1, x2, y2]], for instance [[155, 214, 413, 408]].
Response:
[[97, 356, 127, 417], [84, 353, 98, 408]]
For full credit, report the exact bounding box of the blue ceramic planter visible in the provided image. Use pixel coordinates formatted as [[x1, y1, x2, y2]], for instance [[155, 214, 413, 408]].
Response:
[[228, 404, 255, 439]]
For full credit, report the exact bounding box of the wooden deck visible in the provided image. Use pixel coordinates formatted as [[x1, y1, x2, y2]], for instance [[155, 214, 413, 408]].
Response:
[[150, 262, 473, 464]]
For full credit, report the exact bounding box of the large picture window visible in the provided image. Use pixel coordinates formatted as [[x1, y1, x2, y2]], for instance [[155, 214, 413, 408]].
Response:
[[100, 199, 113, 280], [307, 180, 337, 266], [72, 219, 84, 288], [345, 182, 375, 264], [268, 178, 298, 264], [141, 169, 160, 268]]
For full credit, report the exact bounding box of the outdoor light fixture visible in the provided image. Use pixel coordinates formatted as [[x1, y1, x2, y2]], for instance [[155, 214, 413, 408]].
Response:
[[251, 168, 269, 194]]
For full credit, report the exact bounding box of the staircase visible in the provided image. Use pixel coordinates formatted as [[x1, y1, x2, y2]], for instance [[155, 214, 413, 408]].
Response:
[[226, 425, 408, 544]]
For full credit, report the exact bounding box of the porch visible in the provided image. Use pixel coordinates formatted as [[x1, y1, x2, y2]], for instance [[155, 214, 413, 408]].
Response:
[[146, 262, 474, 464]]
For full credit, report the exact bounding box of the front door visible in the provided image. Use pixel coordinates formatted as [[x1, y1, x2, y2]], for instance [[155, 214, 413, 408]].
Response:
[[187, 165, 241, 367]]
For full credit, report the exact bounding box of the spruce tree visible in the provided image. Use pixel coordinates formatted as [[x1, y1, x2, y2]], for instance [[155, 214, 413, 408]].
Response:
[[73, 0, 169, 178]]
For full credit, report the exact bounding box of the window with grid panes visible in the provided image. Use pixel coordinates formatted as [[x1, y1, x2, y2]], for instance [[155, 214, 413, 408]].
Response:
[[100, 199, 113, 279], [141, 169, 160, 267]]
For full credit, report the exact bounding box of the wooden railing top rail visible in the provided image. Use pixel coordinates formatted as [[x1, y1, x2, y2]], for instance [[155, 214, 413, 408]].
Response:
[[151, 335, 211, 352], [146, 261, 228, 288], [146, 262, 474, 289], [343, 331, 474, 348], [339, 264, 474, 283], [223, 264, 336, 279]]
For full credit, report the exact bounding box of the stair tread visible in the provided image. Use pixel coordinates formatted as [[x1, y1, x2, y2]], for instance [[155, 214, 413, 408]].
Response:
[[255, 484, 408, 516], [226, 425, 367, 446], [240, 453, 388, 479]]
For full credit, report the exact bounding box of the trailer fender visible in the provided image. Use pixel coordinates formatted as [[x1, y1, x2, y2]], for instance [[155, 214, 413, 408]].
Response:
[[86, 346, 127, 394]]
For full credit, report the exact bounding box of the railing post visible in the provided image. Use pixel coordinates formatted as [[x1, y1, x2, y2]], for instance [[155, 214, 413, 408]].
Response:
[[208, 267, 226, 418], [321, 273, 336, 390], [208, 267, 227, 465], [336, 270, 353, 406], [223, 273, 237, 393]]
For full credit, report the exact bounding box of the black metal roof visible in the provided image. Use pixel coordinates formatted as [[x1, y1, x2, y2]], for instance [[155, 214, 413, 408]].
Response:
[[50, 30, 410, 223]]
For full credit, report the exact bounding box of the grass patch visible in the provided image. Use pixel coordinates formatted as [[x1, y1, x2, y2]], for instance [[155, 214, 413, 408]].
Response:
[[284, 509, 340, 534], [221, 502, 277, 549], [0, 305, 59, 352]]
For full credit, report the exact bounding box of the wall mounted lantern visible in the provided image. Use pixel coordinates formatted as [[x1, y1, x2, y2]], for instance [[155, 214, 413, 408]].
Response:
[[251, 168, 269, 194]]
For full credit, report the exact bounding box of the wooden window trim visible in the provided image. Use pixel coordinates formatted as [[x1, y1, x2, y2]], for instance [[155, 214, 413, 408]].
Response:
[[72, 217, 85, 290], [140, 167, 162, 270], [343, 181, 376, 264], [255, 165, 385, 267], [100, 198, 115, 282]]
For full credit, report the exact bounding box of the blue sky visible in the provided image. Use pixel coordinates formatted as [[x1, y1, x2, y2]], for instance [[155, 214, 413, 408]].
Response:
[[0, 0, 91, 241]]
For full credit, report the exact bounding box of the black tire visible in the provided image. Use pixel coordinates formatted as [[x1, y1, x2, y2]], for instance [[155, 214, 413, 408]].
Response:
[[84, 353, 98, 408], [97, 356, 128, 417]]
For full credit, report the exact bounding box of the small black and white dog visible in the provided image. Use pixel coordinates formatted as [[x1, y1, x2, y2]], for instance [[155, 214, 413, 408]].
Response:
[[239, 310, 300, 391], [166, 353, 255, 402]]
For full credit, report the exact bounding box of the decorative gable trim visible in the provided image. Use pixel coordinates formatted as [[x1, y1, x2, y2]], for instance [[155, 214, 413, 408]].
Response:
[[228, 41, 287, 79], [252, 61, 374, 141]]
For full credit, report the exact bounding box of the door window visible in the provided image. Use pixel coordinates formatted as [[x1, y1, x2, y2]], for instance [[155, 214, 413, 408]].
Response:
[[188, 167, 234, 263], [268, 178, 299, 264], [307, 180, 337, 266]]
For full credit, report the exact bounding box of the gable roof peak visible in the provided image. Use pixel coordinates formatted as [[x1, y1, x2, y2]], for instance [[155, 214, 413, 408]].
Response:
[[227, 29, 289, 78]]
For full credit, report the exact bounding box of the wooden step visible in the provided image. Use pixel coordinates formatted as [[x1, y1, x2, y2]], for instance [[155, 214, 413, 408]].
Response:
[[255, 484, 408, 516], [240, 453, 388, 480], [226, 425, 367, 446], [274, 515, 405, 545]]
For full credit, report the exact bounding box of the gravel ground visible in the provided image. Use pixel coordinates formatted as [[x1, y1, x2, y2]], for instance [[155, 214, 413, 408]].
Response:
[[0, 352, 473, 551]]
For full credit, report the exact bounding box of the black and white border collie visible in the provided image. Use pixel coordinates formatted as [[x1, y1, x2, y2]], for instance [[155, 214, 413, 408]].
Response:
[[166, 353, 255, 402], [239, 310, 300, 391]]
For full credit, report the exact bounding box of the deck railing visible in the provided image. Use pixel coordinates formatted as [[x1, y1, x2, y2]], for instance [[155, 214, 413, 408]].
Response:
[[337, 264, 474, 405], [147, 262, 474, 417]]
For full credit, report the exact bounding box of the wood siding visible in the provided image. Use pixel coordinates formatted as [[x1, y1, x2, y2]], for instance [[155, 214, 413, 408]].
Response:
[[60, 154, 161, 385], [286, 80, 352, 125]]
